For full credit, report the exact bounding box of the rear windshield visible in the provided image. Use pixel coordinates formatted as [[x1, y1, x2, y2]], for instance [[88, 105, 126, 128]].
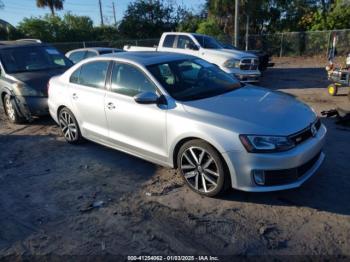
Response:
[[99, 49, 122, 55], [99, 50, 114, 55], [0, 46, 72, 74]]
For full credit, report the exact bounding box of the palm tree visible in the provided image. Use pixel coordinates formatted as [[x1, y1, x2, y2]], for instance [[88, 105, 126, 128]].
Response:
[[36, 0, 65, 16]]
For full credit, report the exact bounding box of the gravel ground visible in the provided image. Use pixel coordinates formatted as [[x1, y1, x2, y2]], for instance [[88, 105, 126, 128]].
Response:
[[0, 57, 349, 259]]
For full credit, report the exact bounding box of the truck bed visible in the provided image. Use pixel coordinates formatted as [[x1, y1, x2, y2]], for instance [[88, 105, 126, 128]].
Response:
[[123, 46, 157, 52]]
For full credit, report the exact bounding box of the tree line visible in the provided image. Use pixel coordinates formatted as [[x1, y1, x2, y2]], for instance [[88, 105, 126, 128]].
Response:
[[1, 0, 350, 43]]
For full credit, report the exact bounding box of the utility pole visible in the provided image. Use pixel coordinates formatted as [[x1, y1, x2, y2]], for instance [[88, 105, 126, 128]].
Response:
[[234, 0, 239, 47], [99, 0, 104, 26], [245, 15, 249, 51], [112, 1, 117, 26]]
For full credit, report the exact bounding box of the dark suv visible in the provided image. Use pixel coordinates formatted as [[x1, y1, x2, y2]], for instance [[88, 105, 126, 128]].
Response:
[[0, 40, 72, 123]]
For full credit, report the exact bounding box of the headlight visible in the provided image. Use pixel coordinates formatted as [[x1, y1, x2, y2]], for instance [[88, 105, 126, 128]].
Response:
[[12, 83, 42, 96], [223, 59, 240, 68], [239, 135, 295, 153]]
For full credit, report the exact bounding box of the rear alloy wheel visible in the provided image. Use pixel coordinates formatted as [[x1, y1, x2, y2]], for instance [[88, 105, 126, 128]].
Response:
[[3, 94, 23, 124], [178, 140, 229, 197], [58, 108, 82, 144]]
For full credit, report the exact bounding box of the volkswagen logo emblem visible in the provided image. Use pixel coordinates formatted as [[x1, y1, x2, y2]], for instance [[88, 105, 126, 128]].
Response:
[[310, 123, 317, 137]]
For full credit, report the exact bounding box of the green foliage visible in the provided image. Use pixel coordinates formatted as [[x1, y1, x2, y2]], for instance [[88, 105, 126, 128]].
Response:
[[196, 18, 223, 38], [36, 0, 65, 16], [93, 26, 119, 41], [176, 12, 203, 33], [18, 16, 54, 41], [0, 27, 24, 41], [118, 0, 180, 38], [9, 0, 350, 45], [206, 0, 319, 34], [17, 14, 120, 42], [306, 0, 350, 30]]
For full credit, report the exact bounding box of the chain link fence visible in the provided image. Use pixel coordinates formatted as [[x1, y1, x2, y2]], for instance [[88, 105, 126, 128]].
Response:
[[50, 29, 350, 57], [247, 29, 350, 57], [52, 38, 159, 53]]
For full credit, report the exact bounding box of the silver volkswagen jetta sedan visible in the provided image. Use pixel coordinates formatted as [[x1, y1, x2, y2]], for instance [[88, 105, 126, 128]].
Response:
[[48, 52, 326, 197]]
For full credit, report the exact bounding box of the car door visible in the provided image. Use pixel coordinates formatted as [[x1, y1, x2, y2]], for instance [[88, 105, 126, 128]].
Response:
[[68, 60, 111, 142], [104, 62, 168, 163]]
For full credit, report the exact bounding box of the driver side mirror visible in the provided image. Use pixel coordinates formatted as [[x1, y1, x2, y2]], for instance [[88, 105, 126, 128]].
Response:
[[134, 92, 159, 104]]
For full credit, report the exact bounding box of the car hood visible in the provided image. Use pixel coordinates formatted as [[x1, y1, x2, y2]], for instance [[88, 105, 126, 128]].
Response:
[[10, 68, 68, 96], [201, 48, 257, 65], [181, 86, 317, 136]]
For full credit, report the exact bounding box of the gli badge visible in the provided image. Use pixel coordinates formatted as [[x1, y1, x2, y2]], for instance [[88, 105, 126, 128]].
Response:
[[310, 123, 317, 137]]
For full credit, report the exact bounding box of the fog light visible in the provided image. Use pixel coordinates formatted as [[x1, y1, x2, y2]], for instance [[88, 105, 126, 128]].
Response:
[[252, 170, 265, 185]]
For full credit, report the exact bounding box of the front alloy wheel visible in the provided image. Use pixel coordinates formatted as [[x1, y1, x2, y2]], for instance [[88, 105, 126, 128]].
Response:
[[3, 94, 23, 124], [178, 140, 229, 197], [59, 108, 82, 144]]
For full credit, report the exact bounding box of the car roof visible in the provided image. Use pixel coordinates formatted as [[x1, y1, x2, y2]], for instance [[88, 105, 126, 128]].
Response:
[[102, 51, 195, 66], [0, 41, 49, 50], [67, 47, 121, 53]]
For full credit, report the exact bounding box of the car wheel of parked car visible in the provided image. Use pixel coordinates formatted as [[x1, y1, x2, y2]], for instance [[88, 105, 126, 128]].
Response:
[[177, 139, 229, 197], [58, 108, 83, 144], [3, 94, 23, 124], [327, 84, 338, 96]]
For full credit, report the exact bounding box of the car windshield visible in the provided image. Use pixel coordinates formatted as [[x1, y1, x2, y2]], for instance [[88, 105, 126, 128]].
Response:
[[0, 46, 72, 74], [147, 59, 241, 101], [194, 35, 223, 49], [220, 42, 239, 50]]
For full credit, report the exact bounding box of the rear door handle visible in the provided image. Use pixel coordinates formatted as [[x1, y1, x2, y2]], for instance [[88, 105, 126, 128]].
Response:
[[107, 102, 116, 110], [72, 93, 78, 100]]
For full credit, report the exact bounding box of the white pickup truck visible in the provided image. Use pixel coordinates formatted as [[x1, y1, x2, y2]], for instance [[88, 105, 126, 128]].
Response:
[[124, 32, 261, 83]]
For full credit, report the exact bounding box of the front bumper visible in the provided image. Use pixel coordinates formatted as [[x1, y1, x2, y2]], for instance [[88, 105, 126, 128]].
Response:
[[15, 95, 48, 120], [220, 67, 261, 83], [222, 124, 327, 192], [234, 74, 261, 83]]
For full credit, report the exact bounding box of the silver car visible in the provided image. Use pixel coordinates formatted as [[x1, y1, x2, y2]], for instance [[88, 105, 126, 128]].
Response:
[[48, 52, 326, 197]]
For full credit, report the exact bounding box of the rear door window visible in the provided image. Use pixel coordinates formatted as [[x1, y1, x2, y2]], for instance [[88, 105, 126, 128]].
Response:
[[72, 61, 110, 89], [163, 35, 176, 48], [85, 51, 97, 59]]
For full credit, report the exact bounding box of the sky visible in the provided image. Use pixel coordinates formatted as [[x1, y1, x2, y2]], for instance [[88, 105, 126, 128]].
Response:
[[0, 0, 206, 26]]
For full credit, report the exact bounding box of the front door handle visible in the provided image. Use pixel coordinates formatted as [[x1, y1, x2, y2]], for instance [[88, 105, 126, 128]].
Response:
[[107, 102, 116, 110], [72, 93, 78, 100]]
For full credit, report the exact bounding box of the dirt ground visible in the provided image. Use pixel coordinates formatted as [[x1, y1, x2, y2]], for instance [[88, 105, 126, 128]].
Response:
[[0, 57, 349, 259]]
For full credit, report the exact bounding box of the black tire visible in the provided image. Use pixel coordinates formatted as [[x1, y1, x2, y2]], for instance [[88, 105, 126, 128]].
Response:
[[177, 139, 230, 197], [3, 94, 24, 124], [58, 107, 83, 144]]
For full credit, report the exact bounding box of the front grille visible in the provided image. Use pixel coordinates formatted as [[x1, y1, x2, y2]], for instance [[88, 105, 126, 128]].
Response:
[[240, 64, 259, 70], [263, 152, 321, 186], [240, 58, 259, 71], [289, 118, 321, 145]]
